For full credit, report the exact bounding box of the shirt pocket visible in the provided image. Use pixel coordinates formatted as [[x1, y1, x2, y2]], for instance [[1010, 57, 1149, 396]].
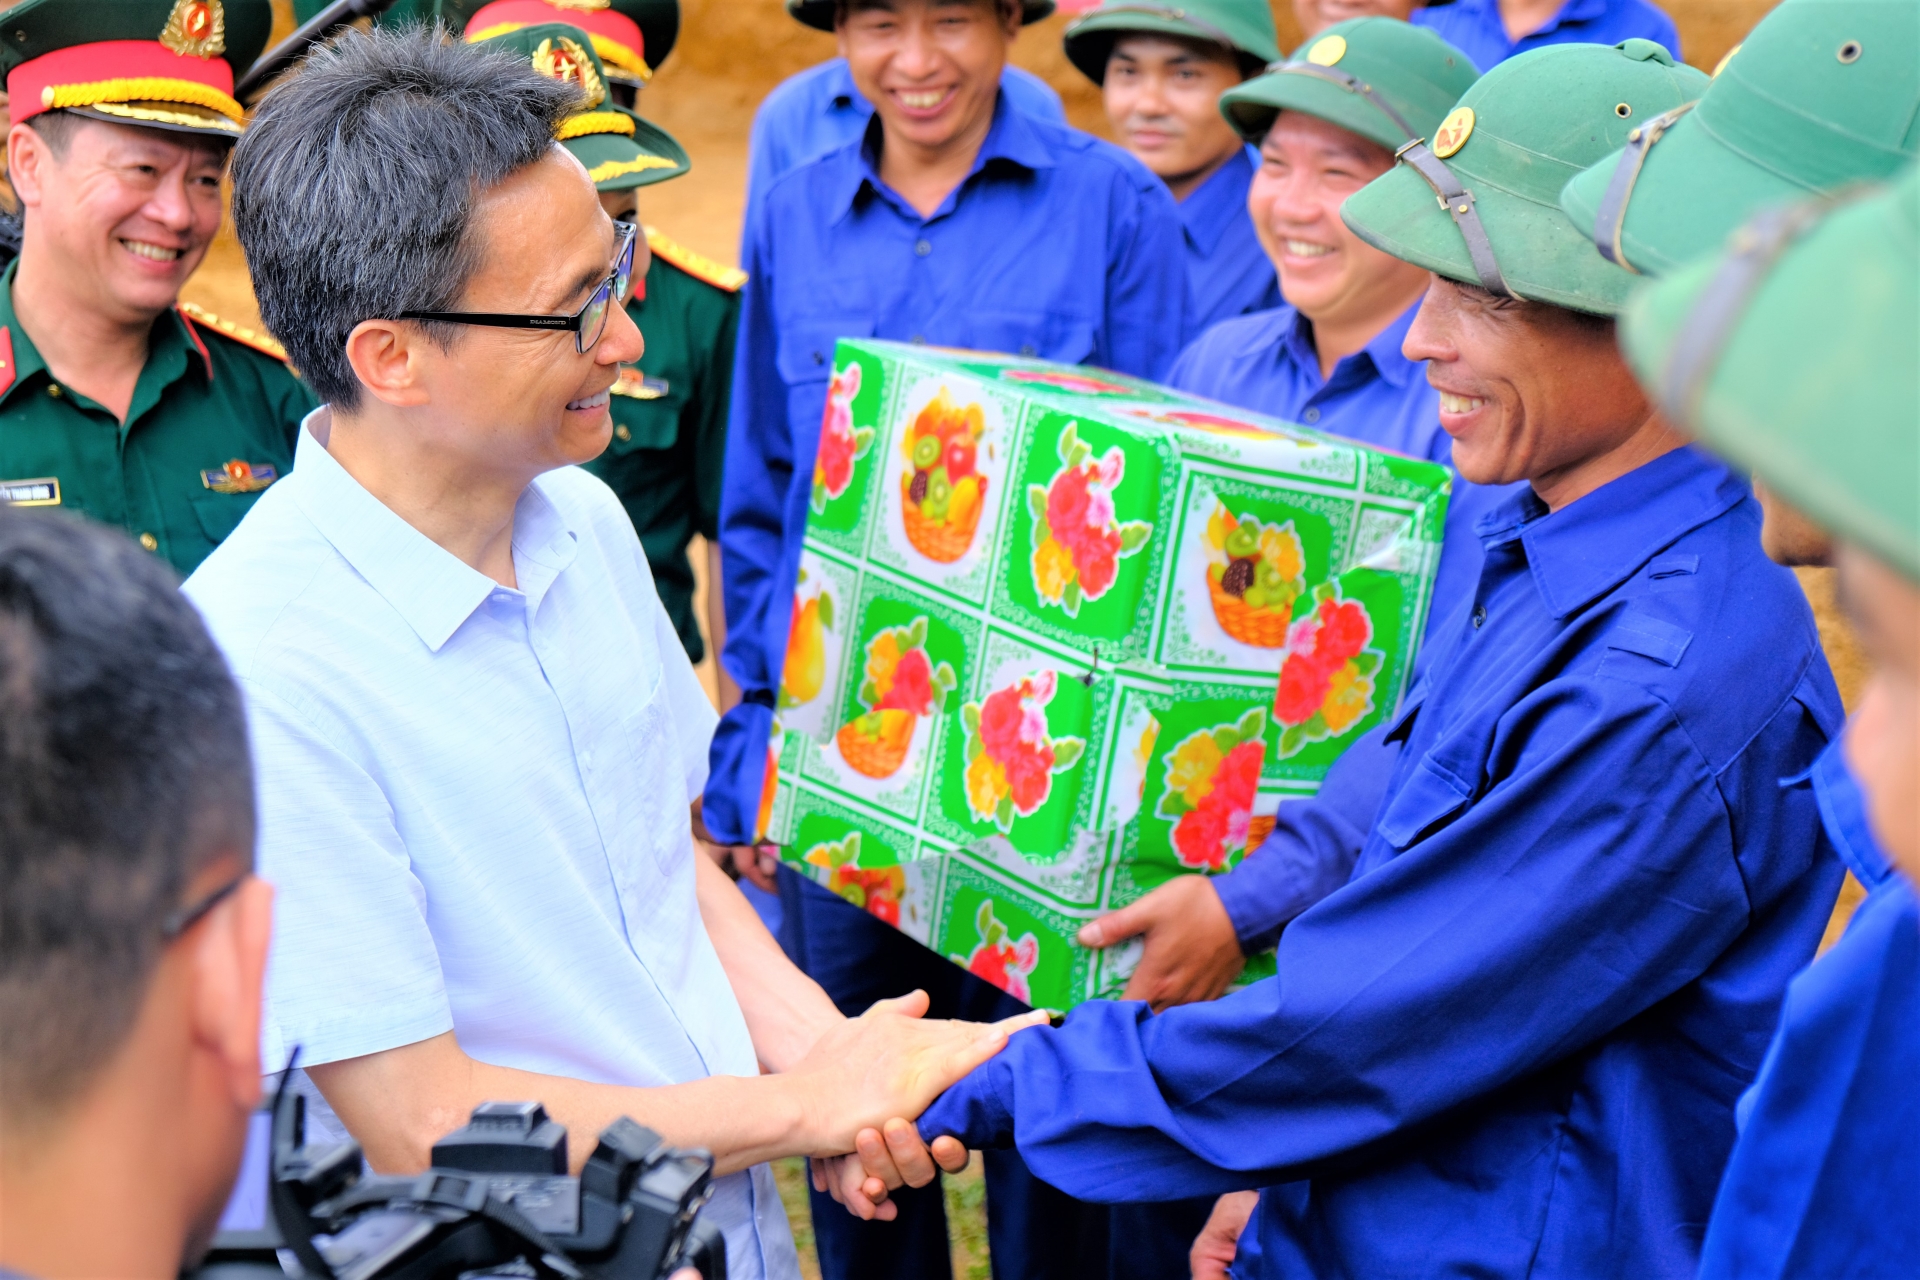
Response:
[[188, 489, 264, 545], [777, 317, 875, 388], [959, 310, 1098, 366], [606, 390, 684, 457], [1375, 756, 1474, 851]]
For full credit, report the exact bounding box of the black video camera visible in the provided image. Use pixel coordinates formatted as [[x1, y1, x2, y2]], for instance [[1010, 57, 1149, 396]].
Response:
[[190, 1067, 726, 1280]]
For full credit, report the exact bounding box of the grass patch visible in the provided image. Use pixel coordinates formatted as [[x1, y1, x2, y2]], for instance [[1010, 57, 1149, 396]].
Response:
[[770, 1154, 991, 1280]]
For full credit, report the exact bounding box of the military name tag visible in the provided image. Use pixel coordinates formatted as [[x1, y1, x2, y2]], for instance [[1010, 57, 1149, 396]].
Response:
[[612, 367, 670, 400], [201, 460, 277, 494], [0, 477, 60, 506]]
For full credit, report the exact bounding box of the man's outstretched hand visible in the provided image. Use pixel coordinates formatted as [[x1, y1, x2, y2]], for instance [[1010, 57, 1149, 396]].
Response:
[[1077, 874, 1245, 1012], [790, 991, 1046, 1159]]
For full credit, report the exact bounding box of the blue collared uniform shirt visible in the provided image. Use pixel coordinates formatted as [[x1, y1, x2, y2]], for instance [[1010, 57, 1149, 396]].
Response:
[[1697, 741, 1920, 1280], [920, 447, 1844, 1279], [742, 57, 1065, 256], [704, 97, 1189, 845], [1414, 0, 1681, 69], [1179, 147, 1279, 330]]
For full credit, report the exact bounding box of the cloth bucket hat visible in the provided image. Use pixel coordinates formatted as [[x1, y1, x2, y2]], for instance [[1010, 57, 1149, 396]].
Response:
[[1218, 16, 1478, 152], [0, 0, 274, 139], [1342, 39, 1707, 315], [1620, 168, 1919, 581], [472, 21, 688, 189], [1062, 0, 1280, 84], [1561, 0, 1920, 277], [788, 0, 1055, 31]]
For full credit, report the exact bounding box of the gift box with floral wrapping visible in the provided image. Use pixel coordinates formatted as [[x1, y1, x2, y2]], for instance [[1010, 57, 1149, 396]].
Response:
[[766, 340, 1451, 1009]]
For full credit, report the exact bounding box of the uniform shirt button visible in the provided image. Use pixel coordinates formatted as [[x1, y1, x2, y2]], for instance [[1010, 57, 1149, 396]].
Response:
[[914, 238, 932, 256], [1471, 604, 1487, 628], [911, 334, 926, 345], [1019, 344, 1036, 357], [47, 384, 62, 398], [614, 424, 631, 442], [1303, 407, 1321, 424], [138, 532, 158, 551]]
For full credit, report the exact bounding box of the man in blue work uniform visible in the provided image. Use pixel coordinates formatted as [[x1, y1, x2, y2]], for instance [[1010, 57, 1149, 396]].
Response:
[[1619, 165, 1920, 1280], [743, 0, 1064, 251], [1061, 1, 1282, 329], [707, 4, 1187, 1278], [1413, 0, 1680, 71], [843, 42, 1847, 1280]]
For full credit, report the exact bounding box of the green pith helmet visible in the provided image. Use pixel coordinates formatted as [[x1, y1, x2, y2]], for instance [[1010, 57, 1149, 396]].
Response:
[[1341, 40, 1707, 315], [1217, 17, 1477, 152], [1062, 0, 1280, 85], [787, 0, 1055, 31], [1560, 0, 1920, 277], [475, 21, 688, 190], [0, 0, 275, 139], [1620, 169, 1919, 582]]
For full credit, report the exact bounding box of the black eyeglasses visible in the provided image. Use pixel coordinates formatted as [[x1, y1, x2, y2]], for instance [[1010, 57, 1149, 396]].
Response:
[[399, 220, 638, 355], [162, 872, 249, 941]]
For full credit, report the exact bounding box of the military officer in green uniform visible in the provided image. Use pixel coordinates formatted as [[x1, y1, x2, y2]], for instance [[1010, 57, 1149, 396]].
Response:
[[474, 13, 742, 676], [0, 0, 314, 577]]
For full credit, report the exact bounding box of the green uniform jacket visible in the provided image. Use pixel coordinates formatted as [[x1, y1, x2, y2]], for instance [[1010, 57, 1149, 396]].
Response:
[[0, 264, 315, 578], [584, 229, 742, 661]]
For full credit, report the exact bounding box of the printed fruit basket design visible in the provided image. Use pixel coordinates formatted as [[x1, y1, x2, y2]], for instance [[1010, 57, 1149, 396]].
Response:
[[813, 363, 874, 513], [835, 616, 956, 779], [961, 669, 1086, 834], [1204, 501, 1306, 648], [1156, 707, 1268, 870], [951, 900, 1041, 1003], [803, 833, 906, 927], [1028, 423, 1152, 617], [767, 340, 1451, 1010], [899, 387, 989, 562], [779, 573, 835, 709], [1272, 584, 1384, 759]]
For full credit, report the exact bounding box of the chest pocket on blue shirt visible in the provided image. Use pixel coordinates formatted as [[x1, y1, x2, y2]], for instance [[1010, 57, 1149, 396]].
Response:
[[961, 310, 1097, 366], [1375, 756, 1475, 851], [778, 318, 876, 388]]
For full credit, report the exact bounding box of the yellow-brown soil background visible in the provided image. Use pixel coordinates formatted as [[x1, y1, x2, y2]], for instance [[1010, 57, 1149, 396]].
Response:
[[196, 2, 1865, 942]]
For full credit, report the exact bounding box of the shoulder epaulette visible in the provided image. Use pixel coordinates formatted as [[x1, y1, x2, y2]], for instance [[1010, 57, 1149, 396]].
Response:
[[645, 227, 747, 293], [177, 301, 291, 363]]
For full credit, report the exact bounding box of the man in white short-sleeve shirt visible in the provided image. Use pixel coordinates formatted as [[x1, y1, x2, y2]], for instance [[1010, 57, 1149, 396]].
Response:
[[184, 30, 1036, 1280]]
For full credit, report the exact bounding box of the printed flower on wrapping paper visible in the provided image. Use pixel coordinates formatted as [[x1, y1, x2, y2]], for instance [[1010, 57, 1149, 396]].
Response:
[[812, 363, 873, 513], [961, 669, 1084, 833], [1027, 423, 1151, 617], [1272, 584, 1384, 758], [803, 833, 905, 927], [1202, 501, 1306, 648], [833, 617, 956, 779], [899, 387, 990, 562], [779, 569, 834, 709], [952, 900, 1040, 1003], [1155, 708, 1268, 870]]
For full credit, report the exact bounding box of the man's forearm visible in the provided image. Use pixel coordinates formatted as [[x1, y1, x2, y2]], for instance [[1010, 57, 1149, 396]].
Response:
[[308, 1031, 817, 1179], [694, 850, 841, 1072]]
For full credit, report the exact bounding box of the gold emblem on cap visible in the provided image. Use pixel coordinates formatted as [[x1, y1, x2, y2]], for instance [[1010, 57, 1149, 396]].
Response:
[[552, 0, 611, 9], [1306, 34, 1346, 66], [1432, 106, 1474, 158], [159, 0, 226, 59], [532, 35, 606, 109]]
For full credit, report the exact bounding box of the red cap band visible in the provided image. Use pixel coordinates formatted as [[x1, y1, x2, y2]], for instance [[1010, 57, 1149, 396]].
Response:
[[8, 40, 238, 124], [466, 1, 647, 70]]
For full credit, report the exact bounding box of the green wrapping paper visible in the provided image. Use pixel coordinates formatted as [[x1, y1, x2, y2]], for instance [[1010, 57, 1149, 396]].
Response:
[[766, 341, 1451, 1009]]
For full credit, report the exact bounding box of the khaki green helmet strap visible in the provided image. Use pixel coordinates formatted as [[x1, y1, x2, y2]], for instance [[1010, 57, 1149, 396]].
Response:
[[1659, 197, 1833, 417], [1591, 102, 1696, 273], [1395, 139, 1513, 296], [1268, 59, 1420, 145]]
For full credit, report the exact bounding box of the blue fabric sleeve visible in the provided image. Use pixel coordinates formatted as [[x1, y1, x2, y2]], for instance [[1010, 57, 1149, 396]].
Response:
[[922, 680, 1759, 1200], [1102, 173, 1191, 380], [1212, 723, 1399, 952], [705, 212, 791, 844]]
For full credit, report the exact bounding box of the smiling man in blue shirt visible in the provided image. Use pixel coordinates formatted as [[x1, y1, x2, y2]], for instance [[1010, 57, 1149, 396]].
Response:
[[1414, 0, 1680, 70], [1062, 1, 1283, 330], [706, 2, 1186, 1276], [840, 43, 1845, 1280]]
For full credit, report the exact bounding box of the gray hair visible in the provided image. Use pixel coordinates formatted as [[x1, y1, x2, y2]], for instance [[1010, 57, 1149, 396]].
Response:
[[230, 26, 581, 410]]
